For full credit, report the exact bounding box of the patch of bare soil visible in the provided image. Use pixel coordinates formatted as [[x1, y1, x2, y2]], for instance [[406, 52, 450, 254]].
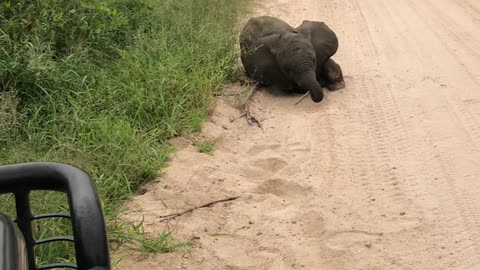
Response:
[[118, 0, 480, 269]]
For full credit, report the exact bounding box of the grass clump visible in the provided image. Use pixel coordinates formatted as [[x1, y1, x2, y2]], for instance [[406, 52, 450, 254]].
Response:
[[110, 219, 191, 257], [195, 139, 216, 155], [0, 0, 251, 263]]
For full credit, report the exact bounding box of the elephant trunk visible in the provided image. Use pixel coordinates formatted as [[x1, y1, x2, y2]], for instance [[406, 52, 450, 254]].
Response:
[[297, 71, 324, 103]]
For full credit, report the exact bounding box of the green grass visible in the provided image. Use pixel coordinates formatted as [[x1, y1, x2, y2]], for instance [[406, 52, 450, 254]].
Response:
[[109, 217, 191, 258], [195, 139, 216, 155], [0, 0, 251, 264]]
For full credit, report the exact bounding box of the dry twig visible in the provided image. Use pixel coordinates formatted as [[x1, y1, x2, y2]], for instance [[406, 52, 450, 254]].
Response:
[[159, 196, 240, 222], [241, 84, 262, 128], [295, 91, 310, 105], [213, 92, 237, 97]]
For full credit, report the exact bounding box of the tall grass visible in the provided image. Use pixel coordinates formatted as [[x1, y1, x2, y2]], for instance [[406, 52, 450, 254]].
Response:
[[0, 0, 251, 264]]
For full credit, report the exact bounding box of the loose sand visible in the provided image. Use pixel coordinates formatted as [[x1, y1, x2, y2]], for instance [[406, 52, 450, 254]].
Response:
[[118, 0, 480, 269]]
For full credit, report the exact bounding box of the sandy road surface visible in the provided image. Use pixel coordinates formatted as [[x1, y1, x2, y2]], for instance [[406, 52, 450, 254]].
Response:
[[119, 0, 480, 269]]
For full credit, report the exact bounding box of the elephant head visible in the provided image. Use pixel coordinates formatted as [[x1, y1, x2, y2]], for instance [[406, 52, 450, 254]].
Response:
[[296, 20, 345, 91], [257, 31, 324, 103]]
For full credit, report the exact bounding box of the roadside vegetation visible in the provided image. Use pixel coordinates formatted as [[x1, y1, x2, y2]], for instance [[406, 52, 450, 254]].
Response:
[[0, 0, 251, 264], [195, 139, 217, 155]]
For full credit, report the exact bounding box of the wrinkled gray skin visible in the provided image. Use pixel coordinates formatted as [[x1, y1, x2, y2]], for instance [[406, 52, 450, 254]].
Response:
[[296, 20, 345, 91], [240, 16, 345, 103]]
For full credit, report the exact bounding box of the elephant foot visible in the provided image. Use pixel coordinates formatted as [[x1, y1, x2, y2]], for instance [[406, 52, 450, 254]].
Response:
[[326, 80, 345, 91], [321, 58, 345, 91]]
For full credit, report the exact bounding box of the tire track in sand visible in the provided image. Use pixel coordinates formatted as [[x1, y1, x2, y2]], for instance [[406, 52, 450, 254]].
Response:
[[118, 1, 480, 269]]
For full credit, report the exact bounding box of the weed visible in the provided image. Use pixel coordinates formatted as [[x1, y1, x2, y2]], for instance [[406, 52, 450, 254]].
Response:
[[195, 139, 216, 155], [109, 217, 190, 257]]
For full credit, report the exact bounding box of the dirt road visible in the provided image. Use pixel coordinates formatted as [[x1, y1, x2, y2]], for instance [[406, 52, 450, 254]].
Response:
[[120, 0, 480, 269]]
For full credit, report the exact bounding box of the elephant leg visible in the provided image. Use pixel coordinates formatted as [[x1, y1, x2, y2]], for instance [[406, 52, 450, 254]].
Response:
[[316, 74, 327, 88], [322, 58, 345, 91]]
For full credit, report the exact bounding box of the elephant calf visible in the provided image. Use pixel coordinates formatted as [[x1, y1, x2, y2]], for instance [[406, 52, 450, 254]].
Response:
[[240, 16, 345, 103]]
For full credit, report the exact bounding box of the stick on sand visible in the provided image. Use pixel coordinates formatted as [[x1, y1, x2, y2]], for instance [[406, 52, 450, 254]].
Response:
[[295, 91, 310, 105], [158, 196, 240, 222]]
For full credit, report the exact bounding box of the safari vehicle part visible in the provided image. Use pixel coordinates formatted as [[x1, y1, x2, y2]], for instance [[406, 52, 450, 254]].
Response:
[[0, 162, 111, 270]]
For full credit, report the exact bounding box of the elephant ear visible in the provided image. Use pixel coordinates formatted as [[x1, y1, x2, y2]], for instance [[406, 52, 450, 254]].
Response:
[[294, 22, 312, 41], [295, 20, 338, 59], [256, 33, 282, 55]]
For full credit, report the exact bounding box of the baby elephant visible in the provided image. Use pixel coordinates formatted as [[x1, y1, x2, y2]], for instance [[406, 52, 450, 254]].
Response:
[[240, 16, 345, 103]]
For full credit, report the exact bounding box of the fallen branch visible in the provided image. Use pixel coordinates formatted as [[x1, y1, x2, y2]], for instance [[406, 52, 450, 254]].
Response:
[[295, 91, 310, 105], [213, 92, 237, 97], [244, 83, 260, 103], [158, 196, 240, 222], [242, 105, 262, 128], [241, 83, 262, 128]]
